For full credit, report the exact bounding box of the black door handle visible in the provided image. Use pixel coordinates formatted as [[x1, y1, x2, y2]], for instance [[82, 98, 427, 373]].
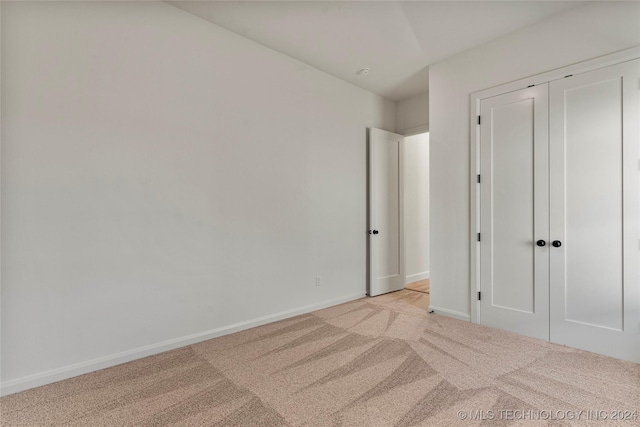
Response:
[[373, 230, 379, 235], [552, 240, 562, 247], [536, 240, 546, 247]]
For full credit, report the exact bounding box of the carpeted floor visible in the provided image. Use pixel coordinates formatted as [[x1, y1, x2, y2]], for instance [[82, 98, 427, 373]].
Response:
[[398, 287, 429, 311], [2, 290, 639, 426], [405, 279, 430, 294]]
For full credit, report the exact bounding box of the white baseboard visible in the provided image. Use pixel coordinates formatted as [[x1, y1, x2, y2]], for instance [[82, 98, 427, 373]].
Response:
[[0, 292, 365, 397], [405, 271, 429, 285], [428, 305, 471, 322]]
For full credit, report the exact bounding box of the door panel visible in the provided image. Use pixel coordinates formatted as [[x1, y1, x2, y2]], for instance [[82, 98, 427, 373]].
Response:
[[480, 85, 549, 340], [565, 77, 623, 329], [368, 128, 404, 296], [492, 98, 535, 313], [549, 59, 640, 362]]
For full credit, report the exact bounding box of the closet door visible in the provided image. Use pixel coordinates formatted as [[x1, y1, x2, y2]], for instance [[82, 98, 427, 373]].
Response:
[[549, 59, 640, 363], [479, 85, 550, 340]]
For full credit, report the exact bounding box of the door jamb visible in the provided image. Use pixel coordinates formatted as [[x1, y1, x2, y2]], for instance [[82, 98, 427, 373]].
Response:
[[399, 137, 405, 292], [469, 46, 640, 325]]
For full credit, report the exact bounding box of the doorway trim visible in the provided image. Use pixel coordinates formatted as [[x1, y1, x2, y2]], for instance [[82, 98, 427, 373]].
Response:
[[469, 46, 640, 324]]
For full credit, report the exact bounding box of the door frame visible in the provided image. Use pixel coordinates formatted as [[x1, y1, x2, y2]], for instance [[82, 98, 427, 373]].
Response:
[[469, 46, 640, 324]]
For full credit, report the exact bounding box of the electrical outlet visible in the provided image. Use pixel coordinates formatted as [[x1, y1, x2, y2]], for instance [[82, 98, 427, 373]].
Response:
[[316, 276, 321, 287]]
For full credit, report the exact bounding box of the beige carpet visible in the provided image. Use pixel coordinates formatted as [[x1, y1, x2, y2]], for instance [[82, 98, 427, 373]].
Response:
[[2, 290, 639, 426], [405, 279, 430, 294], [395, 287, 429, 311]]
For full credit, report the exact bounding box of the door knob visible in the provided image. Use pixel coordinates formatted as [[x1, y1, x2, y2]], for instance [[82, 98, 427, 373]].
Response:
[[536, 240, 546, 247], [373, 230, 379, 235], [552, 240, 562, 247]]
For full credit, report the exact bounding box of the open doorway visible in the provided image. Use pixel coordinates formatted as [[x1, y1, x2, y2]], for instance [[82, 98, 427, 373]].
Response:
[[403, 132, 429, 308], [367, 128, 429, 310]]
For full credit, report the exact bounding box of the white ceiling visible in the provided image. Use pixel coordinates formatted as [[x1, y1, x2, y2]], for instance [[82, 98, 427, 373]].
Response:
[[168, 1, 583, 101]]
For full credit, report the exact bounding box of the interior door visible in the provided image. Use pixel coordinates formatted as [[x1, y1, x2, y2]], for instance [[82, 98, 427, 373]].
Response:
[[368, 128, 404, 296], [479, 85, 550, 340], [549, 59, 640, 363]]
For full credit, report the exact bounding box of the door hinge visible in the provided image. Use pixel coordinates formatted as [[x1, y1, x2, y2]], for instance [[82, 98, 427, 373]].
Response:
[[477, 233, 481, 242], [477, 174, 481, 183], [478, 292, 481, 301], [477, 116, 481, 125]]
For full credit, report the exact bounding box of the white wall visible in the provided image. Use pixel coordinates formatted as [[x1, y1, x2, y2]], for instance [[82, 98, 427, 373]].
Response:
[[396, 91, 428, 135], [0, 1, 396, 394], [403, 133, 429, 284], [429, 1, 640, 319]]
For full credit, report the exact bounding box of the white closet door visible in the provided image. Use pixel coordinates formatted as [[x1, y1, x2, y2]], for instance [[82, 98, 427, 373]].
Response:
[[549, 59, 640, 363], [480, 85, 550, 340], [368, 128, 404, 296]]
